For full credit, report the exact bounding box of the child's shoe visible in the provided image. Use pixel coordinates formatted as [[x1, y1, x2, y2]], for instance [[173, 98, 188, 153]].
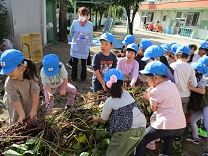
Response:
[[146, 141, 156, 150], [186, 135, 200, 144], [198, 128, 207, 137]]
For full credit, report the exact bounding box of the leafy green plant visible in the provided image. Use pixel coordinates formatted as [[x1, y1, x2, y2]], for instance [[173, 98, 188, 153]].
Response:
[[0, 0, 8, 41]]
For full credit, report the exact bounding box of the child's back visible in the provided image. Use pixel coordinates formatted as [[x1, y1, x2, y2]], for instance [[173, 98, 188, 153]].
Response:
[[170, 60, 197, 97]]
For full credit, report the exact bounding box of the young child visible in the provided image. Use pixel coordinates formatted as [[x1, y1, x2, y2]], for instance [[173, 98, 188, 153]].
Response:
[[91, 69, 146, 156], [170, 45, 198, 114], [135, 39, 152, 71], [117, 43, 139, 88], [160, 43, 170, 60], [134, 61, 186, 156], [187, 44, 199, 64], [0, 49, 40, 125], [114, 34, 135, 57], [141, 45, 164, 63], [198, 42, 208, 57], [68, 7, 93, 82], [169, 43, 180, 63], [186, 62, 207, 145], [40, 54, 77, 114], [92, 32, 117, 92]]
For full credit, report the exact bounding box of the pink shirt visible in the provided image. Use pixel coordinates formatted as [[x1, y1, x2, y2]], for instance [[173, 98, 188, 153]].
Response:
[[117, 58, 139, 85], [150, 81, 186, 129]]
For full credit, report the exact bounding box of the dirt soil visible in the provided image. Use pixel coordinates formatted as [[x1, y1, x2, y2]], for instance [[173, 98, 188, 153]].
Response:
[[0, 24, 206, 156]]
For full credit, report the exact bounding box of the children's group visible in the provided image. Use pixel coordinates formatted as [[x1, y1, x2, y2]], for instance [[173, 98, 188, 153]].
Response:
[[1, 6, 208, 156]]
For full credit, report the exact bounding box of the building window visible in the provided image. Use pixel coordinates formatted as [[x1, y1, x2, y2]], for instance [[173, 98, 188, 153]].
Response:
[[147, 12, 154, 22], [176, 12, 182, 18], [185, 12, 200, 26], [162, 16, 167, 21]]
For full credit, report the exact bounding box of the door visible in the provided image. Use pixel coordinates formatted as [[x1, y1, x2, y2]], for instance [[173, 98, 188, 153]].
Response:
[[11, 0, 42, 50]]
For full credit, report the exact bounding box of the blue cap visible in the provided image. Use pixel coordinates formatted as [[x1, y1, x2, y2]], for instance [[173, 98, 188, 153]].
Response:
[[197, 56, 208, 66], [42, 54, 60, 76], [126, 43, 138, 53], [191, 62, 207, 75], [103, 69, 124, 83], [122, 35, 135, 45], [176, 45, 191, 55], [140, 39, 152, 51], [200, 42, 208, 50], [171, 43, 180, 54], [169, 42, 177, 48], [140, 61, 168, 75], [100, 32, 114, 43], [188, 44, 198, 50], [160, 44, 170, 52], [0, 49, 24, 75], [141, 45, 164, 61]]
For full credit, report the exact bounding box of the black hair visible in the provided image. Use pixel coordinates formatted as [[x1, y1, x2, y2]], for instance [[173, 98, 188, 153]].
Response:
[[126, 48, 137, 54], [144, 73, 167, 79], [175, 53, 189, 59], [159, 56, 174, 75], [189, 45, 197, 51], [187, 53, 194, 63], [19, 58, 38, 82], [107, 80, 123, 98], [100, 39, 113, 45], [195, 69, 203, 82]]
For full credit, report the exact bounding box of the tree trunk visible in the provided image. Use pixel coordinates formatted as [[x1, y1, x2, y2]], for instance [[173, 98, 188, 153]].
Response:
[[125, 3, 139, 35], [98, 11, 104, 29], [94, 9, 98, 31], [58, 0, 67, 43]]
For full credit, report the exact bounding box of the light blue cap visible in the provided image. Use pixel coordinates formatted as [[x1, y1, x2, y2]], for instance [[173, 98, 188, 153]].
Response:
[[140, 61, 168, 75], [197, 56, 208, 66], [42, 54, 60, 76], [160, 44, 170, 52], [0, 49, 24, 75], [100, 32, 114, 43], [191, 62, 207, 75], [103, 69, 124, 82], [122, 35, 135, 45], [126, 43, 138, 53], [140, 39, 152, 51], [176, 45, 191, 56], [200, 42, 208, 50], [141, 45, 164, 61], [171, 43, 180, 54]]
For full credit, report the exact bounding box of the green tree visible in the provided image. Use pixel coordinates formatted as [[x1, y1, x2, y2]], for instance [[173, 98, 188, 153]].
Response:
[[116, 6, 124, 22], [0, 0, 8, 41], [109, 0, 144, 35]]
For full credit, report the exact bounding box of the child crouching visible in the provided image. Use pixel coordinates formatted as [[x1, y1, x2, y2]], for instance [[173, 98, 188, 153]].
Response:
[[40, 54, 77, 114], [91, 69, 146, 156]]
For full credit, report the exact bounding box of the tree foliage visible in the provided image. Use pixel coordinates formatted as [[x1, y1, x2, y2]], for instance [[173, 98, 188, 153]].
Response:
[[0, 0, 8, 41], [109, 0, 145, 35]]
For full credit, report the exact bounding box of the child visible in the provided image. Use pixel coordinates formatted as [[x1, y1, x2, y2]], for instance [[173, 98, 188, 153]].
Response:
[[170, 45, 198, 114], [92, 32, 117, 92], [187, 44, 199, 64], [198, 42, 208, 57], [114, 34, 135, 57], [186, 62, 207, 144], [135, 39, 152, 71], [68, 7, 93, 82], [0, 49, 40, 125], [40, 54, 77, 114], [91, 69, 146, 156], [160, 43, 171, 61], [141, 45, 164, 63], [134, 61, 186, 156], [169, 43, 180, 63], [117, 43, 139, 88]]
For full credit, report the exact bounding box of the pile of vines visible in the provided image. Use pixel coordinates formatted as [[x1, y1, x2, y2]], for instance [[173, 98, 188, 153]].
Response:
[[0, 83, 184, 156]]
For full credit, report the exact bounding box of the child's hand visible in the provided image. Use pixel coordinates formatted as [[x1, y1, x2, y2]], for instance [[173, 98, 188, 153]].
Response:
[[60, 90, 66, 96], [98, 103, 104, 108], [90, 115, 97, 122], [17, 115, 25, 124], [130, 84, 135, 88], [29, 110, 37, 119], [102, 85, 107, 91], [48, 93, 54, 99], [143, 87, 153, 101]]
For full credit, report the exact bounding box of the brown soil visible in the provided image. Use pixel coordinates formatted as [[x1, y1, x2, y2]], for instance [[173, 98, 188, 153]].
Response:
[[0, 24, 206, 155]]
